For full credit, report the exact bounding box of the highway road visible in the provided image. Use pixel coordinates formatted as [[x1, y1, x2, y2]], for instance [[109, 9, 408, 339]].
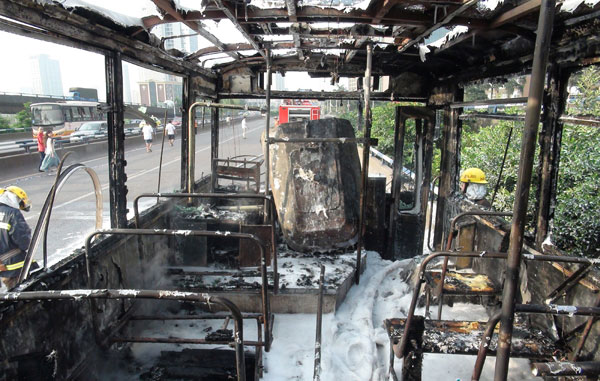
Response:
[[0, 117, 267, 268]]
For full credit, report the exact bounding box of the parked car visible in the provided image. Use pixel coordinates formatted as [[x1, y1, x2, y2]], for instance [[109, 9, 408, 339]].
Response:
[[69, 121, 107, 142], [172, 117, 182, 126]]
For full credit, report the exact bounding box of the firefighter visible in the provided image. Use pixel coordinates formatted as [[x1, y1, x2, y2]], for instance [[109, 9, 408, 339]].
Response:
[[460, 168, 492, 208], [0, 186, 33, 289]]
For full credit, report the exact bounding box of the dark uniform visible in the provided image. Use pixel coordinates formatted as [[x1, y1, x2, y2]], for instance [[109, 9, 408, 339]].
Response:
[[0, 203, 32, 279]]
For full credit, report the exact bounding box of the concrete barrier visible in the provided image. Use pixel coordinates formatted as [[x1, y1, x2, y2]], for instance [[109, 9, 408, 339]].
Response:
[[0, 134, 149, 182], [1, 116, 264, 182]]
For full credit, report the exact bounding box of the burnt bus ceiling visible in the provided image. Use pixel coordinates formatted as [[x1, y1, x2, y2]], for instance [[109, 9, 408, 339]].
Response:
[[1, 0, 599, 82]]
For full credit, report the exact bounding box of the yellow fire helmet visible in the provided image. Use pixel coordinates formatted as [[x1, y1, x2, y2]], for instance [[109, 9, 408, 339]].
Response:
[[2, 186, 32, 211], [460, 168, 488, 184]]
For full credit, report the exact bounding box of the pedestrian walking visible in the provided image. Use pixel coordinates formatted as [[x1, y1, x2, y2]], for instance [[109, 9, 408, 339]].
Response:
[[35, 127, 46, 172], [241, 116, 248, 139], [142, 121, 154, 152], [165, 120, 176, 146], [40, 131, 59, 174]]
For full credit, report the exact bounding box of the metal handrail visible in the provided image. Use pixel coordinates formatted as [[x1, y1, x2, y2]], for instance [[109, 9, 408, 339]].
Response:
[[0, 289, 247, 381], [84, 228, 271, 351], [425, 175, 440, 253], [18, 161, 103, 283]]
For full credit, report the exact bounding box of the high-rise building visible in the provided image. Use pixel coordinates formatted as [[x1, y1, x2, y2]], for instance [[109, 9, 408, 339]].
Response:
[[138, 80, 182, 107], [274, 72, 285, 90], [30, 54, 64, 96]]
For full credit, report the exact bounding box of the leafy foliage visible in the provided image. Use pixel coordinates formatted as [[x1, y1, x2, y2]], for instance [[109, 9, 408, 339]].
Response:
[[0, 115, 10, 130], [13, 102, 32, 129]]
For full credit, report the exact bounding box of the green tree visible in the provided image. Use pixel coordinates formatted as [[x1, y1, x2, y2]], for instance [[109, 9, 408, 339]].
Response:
[[12, 102, 32, 129], [0, 115, 10, 130]]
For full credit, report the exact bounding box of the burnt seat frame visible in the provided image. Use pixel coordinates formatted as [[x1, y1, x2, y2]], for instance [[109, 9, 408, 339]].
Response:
[[84, 228, 273, 354], [0, 289, 248, 381], [213, 157, 264, 194], [133, 192, 279, 293], [431, 211, 593, 322], [389, 250, 599, 381], [431, 211, 512, 319]]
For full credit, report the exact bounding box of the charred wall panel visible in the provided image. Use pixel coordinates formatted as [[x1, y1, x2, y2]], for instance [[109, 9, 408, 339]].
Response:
[[0, 204, 172, 379]]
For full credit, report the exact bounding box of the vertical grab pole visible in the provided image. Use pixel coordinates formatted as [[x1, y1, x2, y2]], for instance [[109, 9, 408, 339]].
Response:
[[494, 1, 556, 379], [355, 43, 373, 284], [264, 48, 272, 201], [187, 102, 196, 194]]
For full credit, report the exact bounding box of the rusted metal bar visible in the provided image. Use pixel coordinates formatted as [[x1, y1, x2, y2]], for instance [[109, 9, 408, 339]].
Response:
[[168, 269, 264, 277], [459, 114, 525, 121], [0, 289, 246, 381], [355, 43, 373, 285], [220, 90, 426, 102], [472, 310, 502, 381], [111, 336, 264, 347], [84, 228, 271, 352], [397, 251, 508, 358], [536, 66, 569, 248], [267, 137, 375, 144], [495, 2, 555, 376], [211, 106, 219, 191], [532, 361, 600, 377], [436, 211, 512, 319], [546, 263, 592, 304], [264, 48, 272, 202], [314, 265, 325, 381], [397, 0, 479, 53], [180, 76, 192, 190], [450, 97, 528, 109], [571, 292, 600, 361], [426, 176, 440, 253], [130, 313, 263, 320], [106, 51, 128, 228]]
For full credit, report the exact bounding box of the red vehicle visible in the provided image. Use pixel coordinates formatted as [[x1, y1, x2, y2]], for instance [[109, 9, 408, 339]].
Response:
[[278, 100, 320, 124]]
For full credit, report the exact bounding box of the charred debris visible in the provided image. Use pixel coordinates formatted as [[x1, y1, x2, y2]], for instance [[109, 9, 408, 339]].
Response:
[[0, 0, 600, 380]]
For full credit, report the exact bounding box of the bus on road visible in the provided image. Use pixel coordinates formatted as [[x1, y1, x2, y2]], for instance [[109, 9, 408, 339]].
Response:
[[30, 101, 104, 136]]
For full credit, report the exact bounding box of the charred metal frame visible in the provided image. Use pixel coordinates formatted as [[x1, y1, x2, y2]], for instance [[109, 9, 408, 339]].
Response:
[[0, 289, 248, 381], [387, 106, 436, 259], [185, 100, 266, 193], [398, 250, 599, 360], [355, 43, 373, 284], [133, 192, 278, 292], [495, 1, 556, 378], [105, 51, 128, 228], [472, 303, 600, 381], [84, 228, 272, 352], [434, 211, 512, 319]]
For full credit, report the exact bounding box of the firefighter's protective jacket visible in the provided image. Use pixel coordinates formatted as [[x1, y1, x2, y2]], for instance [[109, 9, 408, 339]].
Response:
[[0, 203, 31, 277]]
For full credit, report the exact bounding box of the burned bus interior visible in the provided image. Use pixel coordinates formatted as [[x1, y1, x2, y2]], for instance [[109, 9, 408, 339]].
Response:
[[0, 0, 599, 380]]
